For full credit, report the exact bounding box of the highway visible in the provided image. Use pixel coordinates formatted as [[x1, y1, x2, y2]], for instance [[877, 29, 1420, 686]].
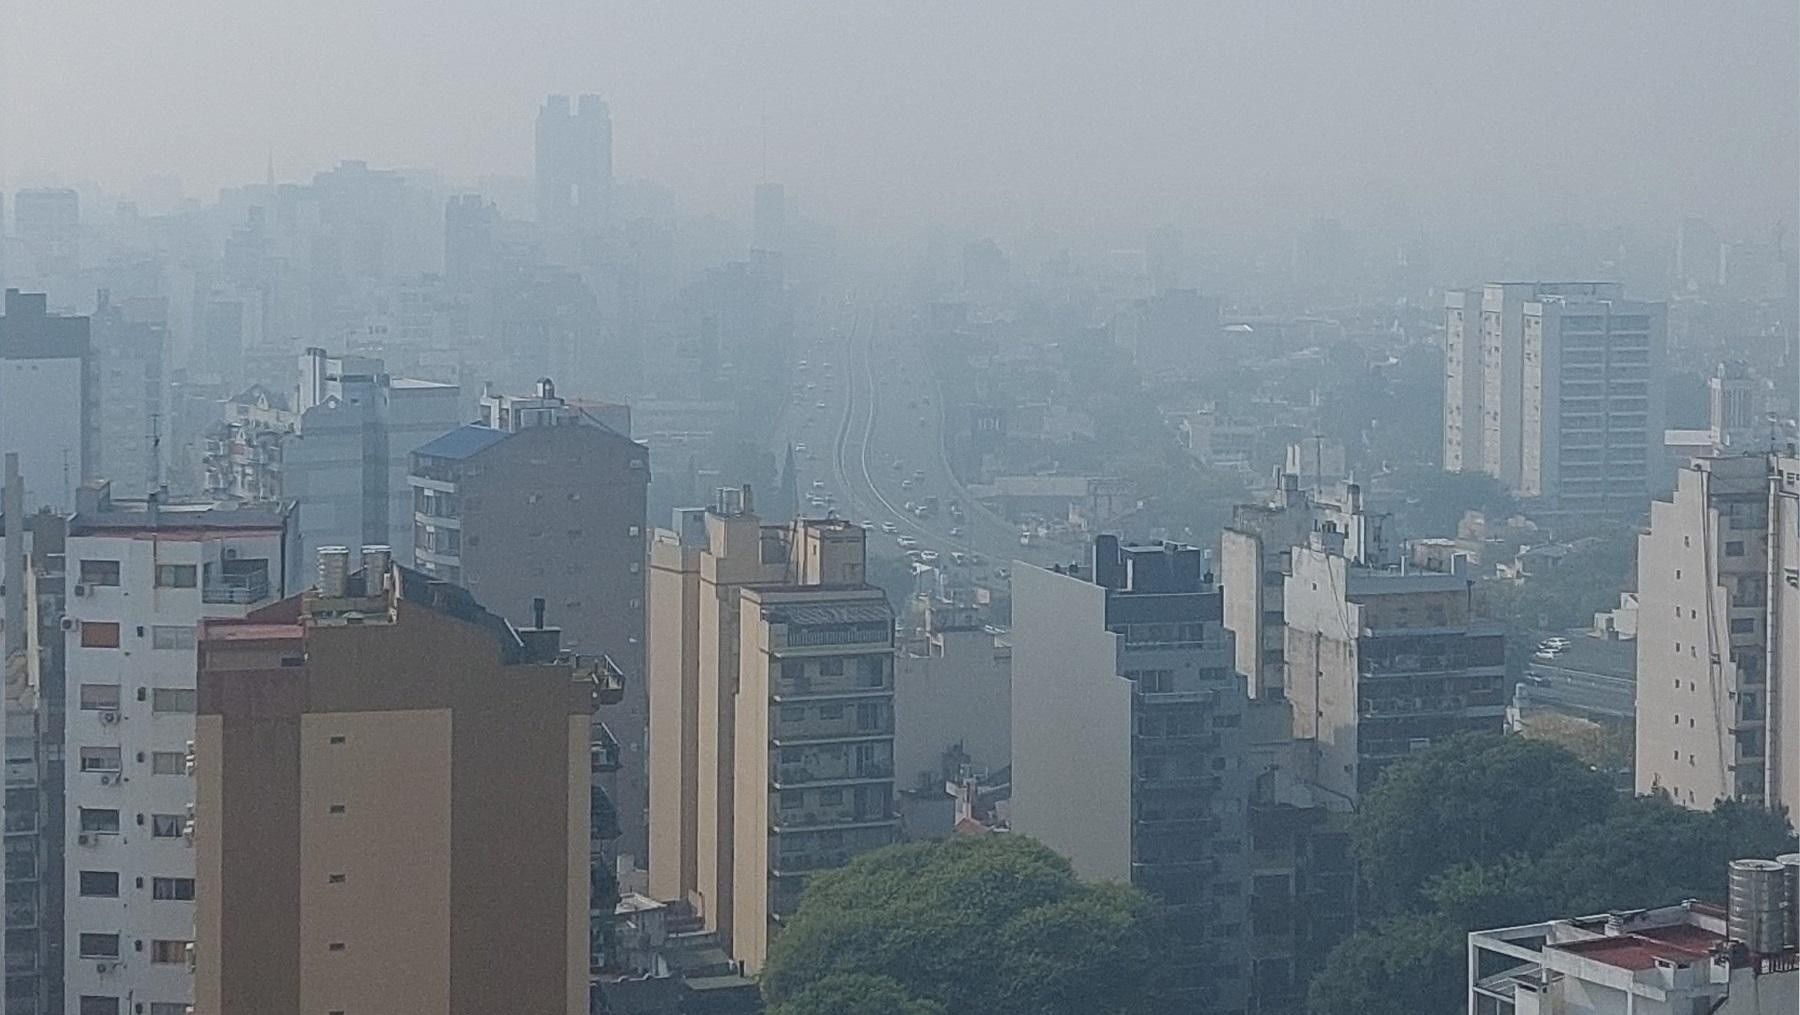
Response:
[[775, 300, 1061, 585]]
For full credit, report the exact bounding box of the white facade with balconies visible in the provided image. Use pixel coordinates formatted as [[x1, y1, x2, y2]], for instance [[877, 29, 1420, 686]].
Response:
[[61, 489, 295, 1015]]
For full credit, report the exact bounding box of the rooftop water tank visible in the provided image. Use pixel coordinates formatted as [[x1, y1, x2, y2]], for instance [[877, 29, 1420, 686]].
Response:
[[1728, 858, 1788, 953]]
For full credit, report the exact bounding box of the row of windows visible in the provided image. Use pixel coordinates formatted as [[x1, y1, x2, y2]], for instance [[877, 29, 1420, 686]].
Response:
[[77, 871, 194, 900], [79, 999, 187, 1015], [78, 560, 198, 589], [77, 684, 197, 713], [76, 934, 188, 961], [73, 623, 196, 650], [77, 808, 186, 837], [78, 748, 187, 775]]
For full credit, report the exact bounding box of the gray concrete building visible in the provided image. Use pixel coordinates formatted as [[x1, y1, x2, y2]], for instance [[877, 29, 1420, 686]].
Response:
[[893, 600, 1011, 793], [1010, 537, 1253, 1012]]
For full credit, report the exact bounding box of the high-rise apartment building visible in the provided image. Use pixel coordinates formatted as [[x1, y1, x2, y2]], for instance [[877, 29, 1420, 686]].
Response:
[[646, 496, 896, 972], [1283, 538, 1507, 802], [10, 190, 80, 291], [1518, 292, 1666, 514], [408, 379, 648, 847], [281, 348, 461, 563], [0, 289, 94, 512], [194, 554, 597, 1015], [90, 293, 167, 498], [1709, 362, 1771, 452], [1634, 454, 1800, 817], [1010, 537, 1254, 1011], [1221, 473, 1395, 699], [536, 94, 613, 230], [61, 483, 297, 1015], [1444, 282, 1662, 516]]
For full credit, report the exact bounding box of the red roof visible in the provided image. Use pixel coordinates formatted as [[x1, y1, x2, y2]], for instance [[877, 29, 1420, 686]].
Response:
[[1557, 927, 1722, 971]]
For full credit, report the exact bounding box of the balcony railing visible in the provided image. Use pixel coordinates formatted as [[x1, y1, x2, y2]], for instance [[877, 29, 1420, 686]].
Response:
[[203, 571, 270, 605], [774, 761, 894, 787]]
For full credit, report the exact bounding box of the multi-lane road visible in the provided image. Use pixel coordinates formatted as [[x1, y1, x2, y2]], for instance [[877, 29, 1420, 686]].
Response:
[[775, 301, 1060, 582]]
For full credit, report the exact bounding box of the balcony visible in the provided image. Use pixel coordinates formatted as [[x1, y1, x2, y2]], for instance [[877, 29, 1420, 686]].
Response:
[[203, 570, 270, 605], [591, 724, 622, 774], [773, 760, 894, 788]]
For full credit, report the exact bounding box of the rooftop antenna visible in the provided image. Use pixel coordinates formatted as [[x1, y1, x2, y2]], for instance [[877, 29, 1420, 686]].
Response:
[[147, 412, 163, 495]]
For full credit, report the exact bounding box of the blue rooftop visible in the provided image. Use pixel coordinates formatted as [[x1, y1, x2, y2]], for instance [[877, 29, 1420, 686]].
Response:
[[413, 424, 507, 460]]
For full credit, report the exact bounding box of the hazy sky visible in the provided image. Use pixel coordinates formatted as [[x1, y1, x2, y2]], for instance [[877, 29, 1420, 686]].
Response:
[[2, 1, 1794, 237]]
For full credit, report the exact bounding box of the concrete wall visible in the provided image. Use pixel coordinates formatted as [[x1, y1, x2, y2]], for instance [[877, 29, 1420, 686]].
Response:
[[647, 534, 701, 903], [1008, 563, 1132, 882], [894, 628, 1010, 791]]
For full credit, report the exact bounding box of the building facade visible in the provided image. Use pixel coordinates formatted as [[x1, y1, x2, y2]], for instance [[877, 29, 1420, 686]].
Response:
[[1634, 454, 1800, 817], [0, 289, 94, 513], [1283, 539, 1507, 802], [408, 380, 648, 855], [194, 555, 595, 1015], [90, 293, 168, 499], [536, 94, 613, 231], [1010, 537, 1255, 1012], [1221, 474, 1395, 700], [646, 496, 895, 972], [893, 600, 1011, 794], [61, 485, 297, 1014]]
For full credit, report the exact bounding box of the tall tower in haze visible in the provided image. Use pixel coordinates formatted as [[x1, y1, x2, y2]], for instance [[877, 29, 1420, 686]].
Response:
[[535, 94, 613, 231]]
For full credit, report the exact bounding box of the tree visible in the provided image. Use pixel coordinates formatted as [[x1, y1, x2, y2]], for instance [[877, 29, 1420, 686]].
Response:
[[1353, 733, 1615, 915], [761, 836, 1162, 1015], [1306, 914, 1464, 1015], [767, 973, 946, 1015]]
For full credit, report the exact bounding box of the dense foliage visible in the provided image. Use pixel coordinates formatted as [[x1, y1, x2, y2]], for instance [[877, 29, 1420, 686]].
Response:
[[762, 835, 1162, 1015], [1309, 734, 1797, 1015]]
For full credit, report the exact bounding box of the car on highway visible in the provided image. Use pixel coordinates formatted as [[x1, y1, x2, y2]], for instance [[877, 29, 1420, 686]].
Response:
[[862, 519, 876, 529], [948, 526, 963, 538], [794, 442, 808, 453], [1541, 636, 1572, 651], [896, 536, 918, 549], [881, 522, 899, 534], [816, 401, 828, 410], [892, 459, 904, 470], [912, 469, 926, 481], [919, 550, 939, 563], [901, 478, 915, 489]]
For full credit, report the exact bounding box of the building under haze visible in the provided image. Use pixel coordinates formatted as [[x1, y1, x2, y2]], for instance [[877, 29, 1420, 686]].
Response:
[[89, 292, 168, 499], [1283, 537, 1507, 801], [1221, 473, 1395, 699], [1634, 454, 1800, 817], [1443, 282, 1665, 517], [61, 484, 298, 1015], [194, 552, 597, 1015], [537, 94, 613, 231], [0, 289, 94, 513], [1009, 537, 1255, 1012], [646, 495, 896, 973], [9, 190, 80, 297]]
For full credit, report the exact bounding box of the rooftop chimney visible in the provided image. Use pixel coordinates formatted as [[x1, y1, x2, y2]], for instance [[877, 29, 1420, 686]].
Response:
[[361, 545, 391, 590], [317, 546, 351, 597]]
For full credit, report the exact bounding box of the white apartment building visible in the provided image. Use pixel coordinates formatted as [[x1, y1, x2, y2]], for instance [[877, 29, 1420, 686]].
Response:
[[1468, 858, 1799, 1015], [61, 484, 296, 1014], [1635, 454, 1800, 817]]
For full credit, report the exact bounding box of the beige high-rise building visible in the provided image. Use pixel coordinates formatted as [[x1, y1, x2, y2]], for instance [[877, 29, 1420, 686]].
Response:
[[1635, 453, 1800, 817], [193, 553, 598, 1015], [647, 491, 896, 972]]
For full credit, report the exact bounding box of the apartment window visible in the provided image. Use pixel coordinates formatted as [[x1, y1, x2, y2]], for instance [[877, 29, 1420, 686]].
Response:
[[150, 752, 185, 775], [79, 748, 122, 773], [79, 809, 121, 834], [149, 1005, 190, 1015], [78, 560, 121, 587], [856, 703, 882, 731], [780, 706, 804, 722], [628, 525, 640, 537], [151, 877, 195, 901], [818, 705, 844, 721], [151, 625, 195, 650], [779, 791, 804, 811], [1725, 541, 1746, 557], [78, 684, 122, 710], [818, 657, 844, 677], [779, 748, 801, 765], [151, 689, 198, 714], [1212, 714, 1242, 729], [858, 656, 886, 687], [80, 623, 121, 649], [150, 815, 183, 838], [78, 934, 121, 959], [149, 940, 189, 964], [1730, 618, 1756, 634], [78, 999, 119, 1015], [819, 789, 844, 806], [78, 871, 120, 898], [154, 564, 197, 588]]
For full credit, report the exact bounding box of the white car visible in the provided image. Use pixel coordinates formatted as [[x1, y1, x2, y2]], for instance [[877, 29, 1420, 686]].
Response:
[[896, 536, 919, 549], [881, 522, 899, 534], [1542, 636, 1572, 650], [919, 550, 939, 563]]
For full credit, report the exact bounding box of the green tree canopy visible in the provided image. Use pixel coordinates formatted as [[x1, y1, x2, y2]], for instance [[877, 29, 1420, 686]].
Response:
[[766, 973, 946, 1015], [1353, 733, 1616, 915], [761, 836, 1162, 1015], [1306, 914, 1464, 1015]]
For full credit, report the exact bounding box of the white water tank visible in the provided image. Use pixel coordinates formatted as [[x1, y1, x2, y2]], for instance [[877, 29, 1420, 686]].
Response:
[[1777, 852, 1800, 951]]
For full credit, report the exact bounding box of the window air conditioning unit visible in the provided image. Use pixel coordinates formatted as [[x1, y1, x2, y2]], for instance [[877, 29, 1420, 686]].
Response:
[[73, 583, 88, 597], [76, 833, 93, 846], [225, 547, 239, 559], [99, 711, 119, 725], [61, 617, 77, 631], [98, 773, 118, 786], [95, 961, 118, 974]]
